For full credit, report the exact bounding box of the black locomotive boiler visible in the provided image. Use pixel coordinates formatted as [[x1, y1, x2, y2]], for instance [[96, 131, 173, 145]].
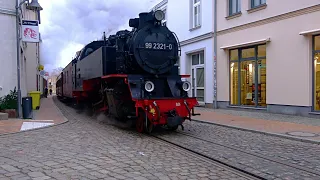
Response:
[[56, 10, 200, 133]]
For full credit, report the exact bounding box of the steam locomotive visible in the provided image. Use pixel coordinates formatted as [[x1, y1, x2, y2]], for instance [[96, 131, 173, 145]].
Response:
[[56, 10, 200, 133]]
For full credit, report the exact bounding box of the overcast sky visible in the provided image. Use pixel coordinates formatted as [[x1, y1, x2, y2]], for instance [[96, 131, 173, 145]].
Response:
[[38, 0, 160, 73]]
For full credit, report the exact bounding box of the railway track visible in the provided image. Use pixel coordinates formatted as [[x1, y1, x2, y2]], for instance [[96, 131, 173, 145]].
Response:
[[177, 131, 320, 176], [53, 98, 263, 180], [149, 134, 265, 180], [153, 129, 320, 179]]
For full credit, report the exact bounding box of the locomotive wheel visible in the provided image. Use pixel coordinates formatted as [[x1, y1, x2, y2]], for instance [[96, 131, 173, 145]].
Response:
[[145, 115, 153, 134], [136, 110, 145, 133], [136, 110, 153, 133]]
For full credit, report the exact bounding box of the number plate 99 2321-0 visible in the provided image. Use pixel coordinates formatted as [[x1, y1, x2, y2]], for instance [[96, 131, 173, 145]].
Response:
[[145, 42, 173, 50]]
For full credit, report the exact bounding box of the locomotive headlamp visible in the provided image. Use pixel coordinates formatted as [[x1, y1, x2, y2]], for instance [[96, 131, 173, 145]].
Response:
[[145, 81, 155, 92], [154, 10, 165, 21], [182, 81, 191, 92]]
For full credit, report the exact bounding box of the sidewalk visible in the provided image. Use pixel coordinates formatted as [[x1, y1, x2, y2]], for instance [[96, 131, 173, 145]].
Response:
[[193, 107, 320, 143], [0, 96, 67, 135]]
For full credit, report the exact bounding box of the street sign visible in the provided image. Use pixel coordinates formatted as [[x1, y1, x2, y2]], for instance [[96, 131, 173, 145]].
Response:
[[21, 20, 39, 43]]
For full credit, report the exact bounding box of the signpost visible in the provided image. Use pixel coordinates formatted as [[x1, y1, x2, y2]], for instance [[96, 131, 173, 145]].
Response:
[[21, 20, 40, 43], [16, 0, 43, 118]]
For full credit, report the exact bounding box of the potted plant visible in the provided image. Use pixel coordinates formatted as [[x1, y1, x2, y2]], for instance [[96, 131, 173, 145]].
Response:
[[0, 87, 18, 118]]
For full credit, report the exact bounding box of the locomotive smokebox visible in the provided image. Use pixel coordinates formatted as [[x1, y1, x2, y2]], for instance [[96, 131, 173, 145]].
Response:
[[126, 10, 180, 75]]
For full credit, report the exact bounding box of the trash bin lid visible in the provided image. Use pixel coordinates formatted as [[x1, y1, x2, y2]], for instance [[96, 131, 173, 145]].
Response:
[[29, 91, 41, 94]]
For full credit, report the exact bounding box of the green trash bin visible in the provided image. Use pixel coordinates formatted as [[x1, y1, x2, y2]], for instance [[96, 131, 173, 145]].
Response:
[[28, 91, 41, 110]]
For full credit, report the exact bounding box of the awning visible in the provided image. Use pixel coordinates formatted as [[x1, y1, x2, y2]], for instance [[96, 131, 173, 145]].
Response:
[[299, 29, 320, 36], [220, 38, 271, 50]]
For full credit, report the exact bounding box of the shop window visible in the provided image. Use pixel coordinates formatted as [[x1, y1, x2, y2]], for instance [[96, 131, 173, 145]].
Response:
[[242, 48, 255, 59], [230, 62, 239, 105], [313, 35, 320, 111], [229, 44, 266, 107], [315, 36, 320, 51]]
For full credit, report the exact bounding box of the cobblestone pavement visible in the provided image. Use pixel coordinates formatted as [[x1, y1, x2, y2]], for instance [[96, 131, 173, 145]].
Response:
[[0, 97, 256, 180], [154, 121, 320, 180], [195, 107, 320, 127]]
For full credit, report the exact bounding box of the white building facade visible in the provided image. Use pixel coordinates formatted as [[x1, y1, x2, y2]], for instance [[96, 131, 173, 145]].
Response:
[[0, 0, 19, 97], [0, 0, 44, 103], [152, 0, 214, 108], [215, 0, 320, 117]]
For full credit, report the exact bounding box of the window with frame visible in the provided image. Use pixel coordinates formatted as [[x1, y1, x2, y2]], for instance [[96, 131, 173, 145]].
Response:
[[229, 45, 266, 107], [192, 0, 201, 28], [229, 0, 241, 16], [313, 35, 320, 111], [251, 0, 266, 8]]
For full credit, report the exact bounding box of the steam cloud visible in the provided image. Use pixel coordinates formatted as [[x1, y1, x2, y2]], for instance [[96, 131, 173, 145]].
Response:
[[38, 0, 160, 73]]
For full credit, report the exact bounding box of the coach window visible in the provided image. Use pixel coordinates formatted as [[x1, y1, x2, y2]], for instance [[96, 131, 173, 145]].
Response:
[[85, 48, 94, 57], [313, 35, 320, 111], [229, 44, 266, 107]]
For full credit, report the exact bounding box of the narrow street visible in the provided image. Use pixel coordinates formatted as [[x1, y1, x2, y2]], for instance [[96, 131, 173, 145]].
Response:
[[0, 97, 257, 180], [1, 97, 319, 180]]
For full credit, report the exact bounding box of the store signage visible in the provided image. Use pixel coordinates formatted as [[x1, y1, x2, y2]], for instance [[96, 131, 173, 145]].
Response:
[[21, 20, 39, 43]]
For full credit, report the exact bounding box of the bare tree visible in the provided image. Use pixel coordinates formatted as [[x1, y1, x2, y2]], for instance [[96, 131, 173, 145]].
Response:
[[50, 67, 63, 76]]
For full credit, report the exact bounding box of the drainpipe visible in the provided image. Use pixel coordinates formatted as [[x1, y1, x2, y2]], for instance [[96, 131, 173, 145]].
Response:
[[213, 0, 217, 109], [16, 0, 22, 118]]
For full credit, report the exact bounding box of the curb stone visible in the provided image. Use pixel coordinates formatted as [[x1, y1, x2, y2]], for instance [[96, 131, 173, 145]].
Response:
[[0, 97, 69, 137], [191, 119, 320, 145]]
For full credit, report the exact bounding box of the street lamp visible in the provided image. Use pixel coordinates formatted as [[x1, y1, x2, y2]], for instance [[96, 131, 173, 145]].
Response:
[[16, 0, 43, 118]]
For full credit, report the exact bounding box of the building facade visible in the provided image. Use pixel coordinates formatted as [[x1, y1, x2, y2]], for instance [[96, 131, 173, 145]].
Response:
[[0, 0, 19, 97], [153, 0, 320, 117], [48, 75, 57, 94], [216, 0, 320, 116], [0, 0, 44, 102], [152, 0, 214, 108]]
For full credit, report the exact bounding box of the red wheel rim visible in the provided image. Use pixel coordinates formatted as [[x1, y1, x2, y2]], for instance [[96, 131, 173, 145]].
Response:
[[136, 112, 144, 133]]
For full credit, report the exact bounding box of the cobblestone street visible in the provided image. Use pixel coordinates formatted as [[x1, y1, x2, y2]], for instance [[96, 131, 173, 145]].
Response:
[[0, 97, 257, 180], [155, 121, 320, 179]]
